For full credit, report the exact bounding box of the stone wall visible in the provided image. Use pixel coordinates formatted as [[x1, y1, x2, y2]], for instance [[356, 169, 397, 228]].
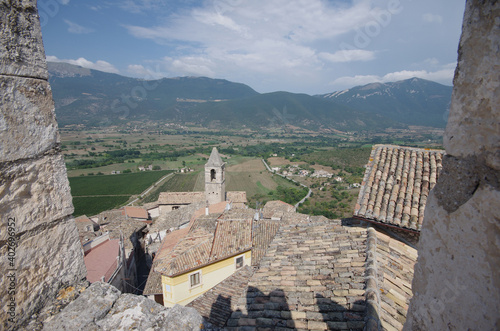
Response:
[[404, 1, 500, 330], [0, 1, 86, 329]]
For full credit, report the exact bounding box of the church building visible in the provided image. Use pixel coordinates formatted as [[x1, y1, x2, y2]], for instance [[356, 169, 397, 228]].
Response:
[[157, 147, 246, 213]]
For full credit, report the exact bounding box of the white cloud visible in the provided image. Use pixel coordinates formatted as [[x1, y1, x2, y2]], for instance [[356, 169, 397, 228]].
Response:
[[331, 67, 455, 88], [123, 0, 379, 80], [46, 56, 120, 74], [59, 0, 70, 4], [319, 50, 375, 63], [422, 13, 443, 24], [119, 0, 164, 14], [64, 19, 94, 34]]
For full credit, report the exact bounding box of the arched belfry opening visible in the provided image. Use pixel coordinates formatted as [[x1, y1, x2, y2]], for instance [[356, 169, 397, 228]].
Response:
[[205, 147, 226, 205]]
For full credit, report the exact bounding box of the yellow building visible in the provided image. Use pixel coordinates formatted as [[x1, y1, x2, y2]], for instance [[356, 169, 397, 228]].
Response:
[[152, 214, 253, 307]]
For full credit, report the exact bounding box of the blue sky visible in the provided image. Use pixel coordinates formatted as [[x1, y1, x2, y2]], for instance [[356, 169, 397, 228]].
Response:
[[39, 0, 466, 94]]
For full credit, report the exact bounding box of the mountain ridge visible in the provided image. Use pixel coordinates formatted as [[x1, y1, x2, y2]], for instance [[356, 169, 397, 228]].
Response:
[[47, 62, 451, 130], [316, 77, 452, 128]]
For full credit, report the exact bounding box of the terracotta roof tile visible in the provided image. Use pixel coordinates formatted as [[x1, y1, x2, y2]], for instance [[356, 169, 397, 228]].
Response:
[[226, 191, 247, 204], [154, 217, 252, 277], [365, 228, 417, 330], [251, 220, 280, 266], [154, 228, 213, 276], [354, 145, 444, 231], [123, 206, 149, 220], [262, 200, 296, 219], [209, 220, 253, 262]]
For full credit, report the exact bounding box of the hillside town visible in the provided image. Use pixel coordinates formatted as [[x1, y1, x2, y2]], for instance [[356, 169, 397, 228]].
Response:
[[73, 145, 444, 329], [1, 1, 498, 330]]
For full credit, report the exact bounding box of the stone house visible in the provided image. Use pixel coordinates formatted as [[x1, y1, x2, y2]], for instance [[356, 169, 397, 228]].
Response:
[[146, 216, 253, 307]]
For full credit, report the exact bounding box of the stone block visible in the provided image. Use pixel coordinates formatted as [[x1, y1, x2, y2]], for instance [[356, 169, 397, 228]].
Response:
[[308, 320, 327, 330], [0, 153, 73, 240], [0, 76, 59, 162], [0, 218, 86, 328], [0, 0, 48, 79], [405, 186, 500, 330], [96, 293, 170, 330], [443, 0, 500, 167], [42, 282, 121, 330]]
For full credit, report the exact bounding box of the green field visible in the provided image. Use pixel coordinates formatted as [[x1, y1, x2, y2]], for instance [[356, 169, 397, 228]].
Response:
[[69, 170, 172, 196], [142, 172, 201, 203], [69, 170, 173, 216], [73, 196, 130, 217]]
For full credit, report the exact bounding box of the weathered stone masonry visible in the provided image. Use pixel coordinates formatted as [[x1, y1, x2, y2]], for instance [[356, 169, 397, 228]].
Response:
[[404, 1, 500, 330], [0, 1, 86, 328]]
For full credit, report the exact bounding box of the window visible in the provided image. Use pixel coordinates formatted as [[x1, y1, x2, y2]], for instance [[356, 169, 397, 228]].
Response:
[[210, 169, 216, 181], [190, 271, 201, 288], [235, 256, 244, 269]]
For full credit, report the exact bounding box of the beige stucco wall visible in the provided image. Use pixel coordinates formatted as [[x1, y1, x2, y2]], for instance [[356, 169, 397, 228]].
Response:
[[161, 250, 251, 307], [404, 1, 500, 330]]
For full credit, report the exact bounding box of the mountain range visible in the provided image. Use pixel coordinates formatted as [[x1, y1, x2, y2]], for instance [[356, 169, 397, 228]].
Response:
[[48, 62, 452, 131]]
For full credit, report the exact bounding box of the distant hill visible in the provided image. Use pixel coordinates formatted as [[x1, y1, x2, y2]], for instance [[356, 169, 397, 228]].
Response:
[[48, 62, 259, 127], [48, 62, 450, 130], [316, 78, 452, 128], [188, 91, 399, 131]]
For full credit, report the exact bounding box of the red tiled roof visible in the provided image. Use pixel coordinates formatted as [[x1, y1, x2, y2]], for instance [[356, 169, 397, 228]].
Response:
[[209, 220, 252, 262], [123, 206, 148, 220], [154, 217, 252, 277], [226, 191, 247, 204], [251, 220, 280, 266], [155, 228, 213, 276], [191, 201, 229, 223], [262, 200, 296, 219], [354, 145, 444, 231], [84, 239, 120, 283]]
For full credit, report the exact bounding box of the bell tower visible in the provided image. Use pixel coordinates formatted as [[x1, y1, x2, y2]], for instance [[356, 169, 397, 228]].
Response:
[[205, 147, 226, 205]]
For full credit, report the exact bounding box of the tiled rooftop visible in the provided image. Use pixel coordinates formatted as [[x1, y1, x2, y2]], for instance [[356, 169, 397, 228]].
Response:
[[220, 208, 256, 221], [153, 216, 253, 277], [150, 201, 204, 233], [251, 220, 280, 266], [376, 230, 417, 330], [354, 145, 444, 231], [158, 191, 205, 205], [226, 191, 248, 204], [97, 209, 147, 250], [262, 200, 296, 219], [187, 265, 254, 327], [227, 219, 368, 330], [209, 220, 253, 262], [122, 206, 148, 220], [364, 227, 417, 331]]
